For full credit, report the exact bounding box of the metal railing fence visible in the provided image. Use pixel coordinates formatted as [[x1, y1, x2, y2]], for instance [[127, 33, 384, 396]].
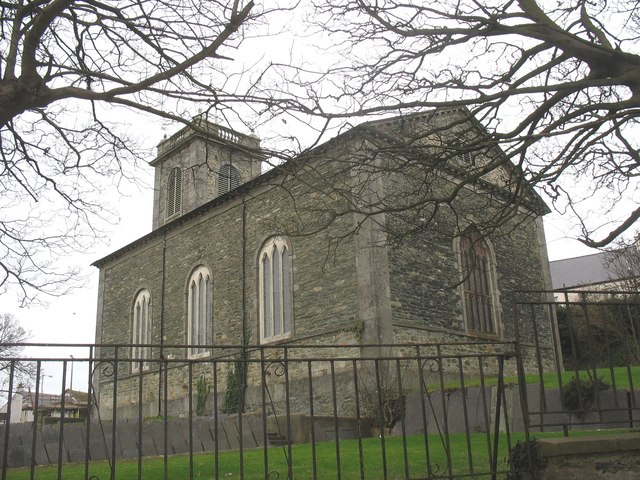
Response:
[[512, 290, 640, 434], [0, 289, 639, 478], [1, 342, 520, 479]]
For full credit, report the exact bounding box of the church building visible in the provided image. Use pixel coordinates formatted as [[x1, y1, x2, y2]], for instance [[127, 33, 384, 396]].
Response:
[[93, 108, 554, 417]]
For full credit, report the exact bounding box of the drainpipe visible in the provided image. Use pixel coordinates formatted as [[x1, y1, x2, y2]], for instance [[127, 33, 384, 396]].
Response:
[[242, 197, 248, 348], [240, 197, 248, 411], [158, 231, 167, 416]]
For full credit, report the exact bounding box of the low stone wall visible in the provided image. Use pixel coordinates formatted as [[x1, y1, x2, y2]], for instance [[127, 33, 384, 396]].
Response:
[[518, 434, 640, 479], [0, 413, 265, 469], [0, 413, 368, 469], [267, 414, 367, 444], [392, 385, 640, 436]]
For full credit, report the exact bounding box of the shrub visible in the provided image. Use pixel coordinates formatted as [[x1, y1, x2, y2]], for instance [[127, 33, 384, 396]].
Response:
[[560, 376, 608, 412]]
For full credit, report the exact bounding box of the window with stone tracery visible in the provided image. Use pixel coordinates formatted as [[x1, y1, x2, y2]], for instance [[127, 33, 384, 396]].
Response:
[[459, 228, 500, 335], [258, 237, 293, 343], [132, 289, 152, 372], [187, 265, 213, 357]]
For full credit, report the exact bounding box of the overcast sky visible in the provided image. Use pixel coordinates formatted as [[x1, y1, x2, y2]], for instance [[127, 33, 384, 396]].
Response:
[[0, 2, 608, 396], [0, 114, 600, 397]]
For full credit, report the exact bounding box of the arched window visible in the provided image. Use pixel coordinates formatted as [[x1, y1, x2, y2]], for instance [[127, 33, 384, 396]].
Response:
[[187, 266, 213, 357], [459, 228, 499, 335], [259, 237, 293, 343], [166, 167, 182, 218], [217, 164, 241, 196], [132, 289, 152, 372]]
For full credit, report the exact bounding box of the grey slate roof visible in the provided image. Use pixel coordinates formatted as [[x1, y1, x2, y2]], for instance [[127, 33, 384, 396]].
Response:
[[549, 252, 613, 289]]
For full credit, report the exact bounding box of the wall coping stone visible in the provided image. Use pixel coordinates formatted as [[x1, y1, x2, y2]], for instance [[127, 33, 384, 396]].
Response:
[[536, 433, 640, 457]]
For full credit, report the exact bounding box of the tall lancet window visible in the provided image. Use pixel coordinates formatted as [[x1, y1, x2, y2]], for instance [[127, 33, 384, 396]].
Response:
[[166, 167, 182, 218], [459, 227, 500, 335], [218, 164, 241, 196], [258, 237, 293, 343], [187, 266, 213, 357], [132, 289, 152, 372]]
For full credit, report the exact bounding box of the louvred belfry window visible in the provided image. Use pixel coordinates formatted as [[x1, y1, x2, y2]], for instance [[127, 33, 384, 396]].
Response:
[[218, 164, 241, 196], [166, 167, 182, 218]]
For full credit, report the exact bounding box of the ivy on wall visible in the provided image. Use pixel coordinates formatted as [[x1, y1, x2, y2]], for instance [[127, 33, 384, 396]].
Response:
[[222, 355, 247, 414], [196, 375, 210, 416]]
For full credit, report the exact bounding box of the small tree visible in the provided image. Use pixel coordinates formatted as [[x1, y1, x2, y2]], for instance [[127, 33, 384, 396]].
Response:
[[605, 236, 640, 293], [358, 360, 407, 435], [0, 313, 35, 395]]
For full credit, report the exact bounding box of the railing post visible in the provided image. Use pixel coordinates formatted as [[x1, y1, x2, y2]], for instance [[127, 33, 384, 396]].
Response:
[[30, 361, 42, 480], [512, 296, 536, 479], [2, 360, 16, 480]]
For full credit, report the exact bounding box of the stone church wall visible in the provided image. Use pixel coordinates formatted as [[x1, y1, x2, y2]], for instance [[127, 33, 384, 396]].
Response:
[[94, 113, 555, 419], [96, 161, 363, 417]]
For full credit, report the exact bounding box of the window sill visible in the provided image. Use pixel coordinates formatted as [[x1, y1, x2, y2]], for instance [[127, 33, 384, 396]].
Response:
[[187, 350, 212, 360], [260, 333, 293, 345]]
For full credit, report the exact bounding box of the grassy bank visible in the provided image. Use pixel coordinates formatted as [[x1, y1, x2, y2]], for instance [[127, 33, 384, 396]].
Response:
[[6, 429, 633, 480]]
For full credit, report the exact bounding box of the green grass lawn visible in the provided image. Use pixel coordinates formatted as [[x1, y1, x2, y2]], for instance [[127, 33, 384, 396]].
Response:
[[435, 364, 640, 392], [6, 429, 635, 480], [7, 364, 638, 479]]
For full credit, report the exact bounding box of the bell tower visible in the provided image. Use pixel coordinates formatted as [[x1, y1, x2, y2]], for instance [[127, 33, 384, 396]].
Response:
[[150, 116, 262, 229]]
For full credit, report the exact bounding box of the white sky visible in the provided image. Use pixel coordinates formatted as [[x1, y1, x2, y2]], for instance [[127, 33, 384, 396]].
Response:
[[0, 128, 599, 397], [0, 2, 614, 396]]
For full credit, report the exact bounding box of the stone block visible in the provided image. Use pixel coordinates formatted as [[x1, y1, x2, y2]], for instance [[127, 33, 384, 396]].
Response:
[[116, 423, 138, 457], [237, 414, 259, 449], [390, 391, 418, 437], [166, 420, 189, 455], [144, 420, 167, 456], [219, 417, 239, 450], [34, 438, 50, 465], [533, 433, 640, 480], [598, 390, 632, 429], [7, 445, 26, 468], [208, 417, 230, 452], [191, 417, 214, 452], [68, 448, 87, 463], [44, 442, 65, 464], [62, 425, 86, 460]]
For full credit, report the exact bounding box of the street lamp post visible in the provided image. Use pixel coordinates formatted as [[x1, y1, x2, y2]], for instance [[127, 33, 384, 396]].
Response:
[[69, 355, 74, 391], [39, 372, 53, 393]]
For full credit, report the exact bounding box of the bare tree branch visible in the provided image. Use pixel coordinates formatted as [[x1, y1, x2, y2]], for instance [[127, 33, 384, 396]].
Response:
[[0, 1, 301, 304], [274, 0, 640, 247]]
